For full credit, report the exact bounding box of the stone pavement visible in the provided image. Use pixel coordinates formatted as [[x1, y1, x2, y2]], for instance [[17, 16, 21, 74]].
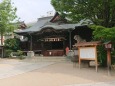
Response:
[[0, 58, 114, 86], [64, 81, 115, 86], [0, 59, 55, 79]]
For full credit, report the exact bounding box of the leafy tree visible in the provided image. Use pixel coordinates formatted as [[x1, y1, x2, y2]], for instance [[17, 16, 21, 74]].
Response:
[[0, 0, 18, 45], [51, 0, 115, 27], [51, 0, 115, 66], [90, 25, 115, 42], [90, 25, 115, 66]]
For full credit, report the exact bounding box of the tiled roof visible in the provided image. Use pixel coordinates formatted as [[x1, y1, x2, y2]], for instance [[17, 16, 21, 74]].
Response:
[[14, 13, 92, 35], [14, 16, 53, 34]]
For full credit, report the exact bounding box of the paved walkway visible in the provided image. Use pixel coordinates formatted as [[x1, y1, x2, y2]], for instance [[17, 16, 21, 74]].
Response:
[[0, 58, 114, 86], [0, 59, 54, 79], [64, 81, 115, 86]]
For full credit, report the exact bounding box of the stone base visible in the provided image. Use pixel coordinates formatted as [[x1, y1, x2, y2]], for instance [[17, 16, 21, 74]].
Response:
[[27, 51, 34, 57]]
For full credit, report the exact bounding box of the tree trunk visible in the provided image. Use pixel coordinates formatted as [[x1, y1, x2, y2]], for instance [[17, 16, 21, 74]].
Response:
[[103, 0, 110, 27]]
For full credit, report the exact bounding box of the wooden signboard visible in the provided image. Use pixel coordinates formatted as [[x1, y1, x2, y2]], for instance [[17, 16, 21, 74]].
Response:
[[79, 47, 96, 60], [78, 46, 98, 72], [77, 41, 101, 72]]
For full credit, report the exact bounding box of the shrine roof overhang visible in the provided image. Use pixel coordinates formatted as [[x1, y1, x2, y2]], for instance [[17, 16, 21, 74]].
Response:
[[39, 24, 78, 31], [14, 11, 93, 36], [14, 16, 53, 35], [14, 23, 80, 35], [76, 41, 102, 47]]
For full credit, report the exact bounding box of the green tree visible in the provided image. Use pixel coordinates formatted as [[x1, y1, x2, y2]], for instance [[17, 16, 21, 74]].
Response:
[[0, 0, 18, 45], [51, 0, 115, 27], [90, 25, 115, 66], [90, 25, 115, 42]]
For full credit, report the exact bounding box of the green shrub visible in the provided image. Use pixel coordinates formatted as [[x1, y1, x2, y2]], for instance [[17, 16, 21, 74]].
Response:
[[4, 49, 13, 57], [17, 50, 25, 60], [90, 25, 115, 66], [18, 56, 25, 60], [97, 45, 107, 67], [17, 50, 23, 55], [4, 38, 20, 51], [111, 48, 115, 65]]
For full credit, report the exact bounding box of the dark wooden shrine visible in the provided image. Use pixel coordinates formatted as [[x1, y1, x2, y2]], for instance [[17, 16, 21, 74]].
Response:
[[15, 12, 93, 56]]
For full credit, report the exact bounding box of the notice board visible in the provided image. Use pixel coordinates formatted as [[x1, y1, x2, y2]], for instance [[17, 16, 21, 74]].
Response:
[[78, 46, 98, 72], [79, 47, 96, 60]]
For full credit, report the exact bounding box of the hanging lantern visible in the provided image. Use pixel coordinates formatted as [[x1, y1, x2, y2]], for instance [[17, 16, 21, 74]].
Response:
[[104, 41, 112, 49]]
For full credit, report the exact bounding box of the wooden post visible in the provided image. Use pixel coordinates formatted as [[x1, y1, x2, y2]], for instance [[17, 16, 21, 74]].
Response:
[[78, 47, 81, 69], [63, 40, 65, 55], [107, 49, 111, 75], [29, 34, 32, 51], [69, 30, 72, 50], [94, 46, 98, 72]]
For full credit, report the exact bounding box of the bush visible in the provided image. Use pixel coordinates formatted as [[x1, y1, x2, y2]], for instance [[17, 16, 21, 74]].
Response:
[[4, 49, 13, 57], [4, 38, 20, 51], [97, 45, 107, 67], [111, 48, 115, 65], [17, 50, 25, 60], [17, 50, 23, 55], [90, 25, 115, 66], [18, 56, 25, 60]]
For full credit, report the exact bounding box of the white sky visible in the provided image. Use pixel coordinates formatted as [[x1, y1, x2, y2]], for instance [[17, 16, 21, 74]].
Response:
[[12, 0, 55, 23], [10, 0, 55, 24]]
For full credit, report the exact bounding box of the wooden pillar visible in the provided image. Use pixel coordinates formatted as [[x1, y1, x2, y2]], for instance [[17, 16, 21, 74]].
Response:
[[69, 30, 72, 50], [104, 42, 112, 75], [29, 34, 32, 51], [63, 40, 65, 55], [95, 46, 98, 72], [78, 47, 81, 69], [41, 41, 44, 55]]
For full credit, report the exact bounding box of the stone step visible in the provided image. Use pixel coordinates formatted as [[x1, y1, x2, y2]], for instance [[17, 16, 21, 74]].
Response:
[[23, 56, 69, 62]]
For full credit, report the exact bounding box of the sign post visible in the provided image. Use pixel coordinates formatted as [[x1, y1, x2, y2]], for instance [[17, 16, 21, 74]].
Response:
[[104, 41, 112, 75], [76, 41, 101, 72]]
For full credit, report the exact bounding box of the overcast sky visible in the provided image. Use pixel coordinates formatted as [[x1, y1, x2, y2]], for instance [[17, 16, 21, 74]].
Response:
[[10, 0, 55, 24]]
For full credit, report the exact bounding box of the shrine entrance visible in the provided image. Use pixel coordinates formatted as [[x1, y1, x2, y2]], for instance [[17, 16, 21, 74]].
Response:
[[41, 37, 65, 56]]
